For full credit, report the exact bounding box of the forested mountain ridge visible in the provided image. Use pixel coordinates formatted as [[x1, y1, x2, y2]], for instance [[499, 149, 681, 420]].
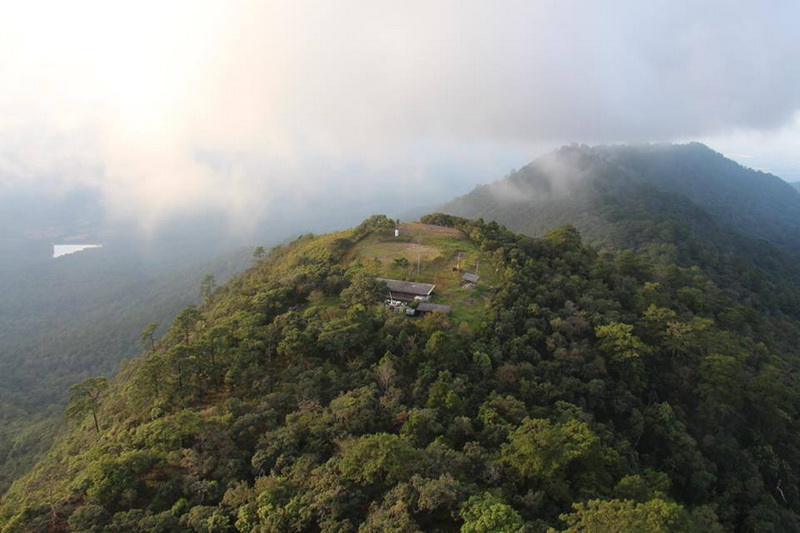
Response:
[[443, 143, 800, 253], [442, 144, 800, 329], [596, 143, 800, 251], [0, 178, 418, 497], [4, 214, 800, 531]]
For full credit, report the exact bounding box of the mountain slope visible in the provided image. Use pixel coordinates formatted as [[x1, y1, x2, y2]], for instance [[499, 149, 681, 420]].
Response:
[[442, 145, 800, 324], [4, 215, 800, 531], [443, 143, 800, 253], [595, 143, 800, 251], [0, 176, 433, 497], [439, 145, 618, 245], [0, 247, 252, 494]]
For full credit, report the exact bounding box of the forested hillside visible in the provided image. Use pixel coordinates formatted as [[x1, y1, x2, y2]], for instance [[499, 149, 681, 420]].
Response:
[[4, 214, 800, 531], [442, 145, 800, 325], [595, 144, 800, 252], [0, 247, 251, 495], [443, 143, 800, 253], [0, 180, 419, 497]]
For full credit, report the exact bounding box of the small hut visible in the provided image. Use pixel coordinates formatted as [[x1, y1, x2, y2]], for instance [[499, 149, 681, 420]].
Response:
[[460, 272, 480, 287]]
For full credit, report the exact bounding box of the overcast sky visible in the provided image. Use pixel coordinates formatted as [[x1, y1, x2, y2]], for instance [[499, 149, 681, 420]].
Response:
[[1, 0, 799, 233]]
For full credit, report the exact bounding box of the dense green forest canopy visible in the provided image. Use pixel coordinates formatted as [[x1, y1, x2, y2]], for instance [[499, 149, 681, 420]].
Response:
[[0, 180, 408, 496], [595, 143, 800, 252], [0, 247, 251, 495], [4, 214, 800, 531]]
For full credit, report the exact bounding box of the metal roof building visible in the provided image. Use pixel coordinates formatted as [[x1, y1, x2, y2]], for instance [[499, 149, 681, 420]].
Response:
[[376, 278, 435, 301]]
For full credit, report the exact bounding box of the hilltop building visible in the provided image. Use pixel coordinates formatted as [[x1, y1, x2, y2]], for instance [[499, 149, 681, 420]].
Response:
[[376, 278, 435, 302]]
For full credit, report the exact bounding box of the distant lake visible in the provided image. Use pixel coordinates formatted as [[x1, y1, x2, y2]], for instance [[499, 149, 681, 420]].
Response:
[[53, 244, 103, 258]]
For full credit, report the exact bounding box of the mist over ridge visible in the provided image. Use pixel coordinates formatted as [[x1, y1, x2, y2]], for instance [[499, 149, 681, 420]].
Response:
[[1, 1, 800, 234]]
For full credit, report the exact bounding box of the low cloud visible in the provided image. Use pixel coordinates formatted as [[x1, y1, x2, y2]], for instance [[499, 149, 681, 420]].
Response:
[[481, 147, 597, 206], [1, 0, 799, 232]]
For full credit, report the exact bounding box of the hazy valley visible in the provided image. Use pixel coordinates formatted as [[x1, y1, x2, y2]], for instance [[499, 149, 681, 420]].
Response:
[[3, 145, 800, 531]]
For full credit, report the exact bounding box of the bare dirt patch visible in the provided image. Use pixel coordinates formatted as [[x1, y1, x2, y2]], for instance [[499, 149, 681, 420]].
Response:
[[357, 242, 441, 262]]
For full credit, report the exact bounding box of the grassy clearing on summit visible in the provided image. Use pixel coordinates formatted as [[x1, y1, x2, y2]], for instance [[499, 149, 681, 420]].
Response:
[[350, 222, 499, 324]]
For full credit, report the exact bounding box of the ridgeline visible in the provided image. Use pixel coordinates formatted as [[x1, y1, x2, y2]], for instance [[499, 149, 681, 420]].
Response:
[[3, 213, 800, 531]]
